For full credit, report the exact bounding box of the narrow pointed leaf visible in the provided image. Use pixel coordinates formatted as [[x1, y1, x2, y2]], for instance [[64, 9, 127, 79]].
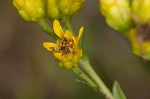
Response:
[[113, 81, 127, 99]]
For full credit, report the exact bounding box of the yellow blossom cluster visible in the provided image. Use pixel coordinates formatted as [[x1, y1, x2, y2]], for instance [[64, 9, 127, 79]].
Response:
[[13, 0, 86, 22]]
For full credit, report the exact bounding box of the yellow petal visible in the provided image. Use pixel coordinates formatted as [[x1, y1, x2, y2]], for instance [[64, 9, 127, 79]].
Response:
[[72, 36, 77, 46], [64, 30, 72, 39], [43, 42, 57, 51], [63, 62, 73, 69], [76, 26, 84, 43], [53, 19, 64, 37], [77, 49, 82, 58], [53, 52, 63, 60], [72, 55, 78, 65], [66, 54, 74, 60], [61, 55, 69, 62]]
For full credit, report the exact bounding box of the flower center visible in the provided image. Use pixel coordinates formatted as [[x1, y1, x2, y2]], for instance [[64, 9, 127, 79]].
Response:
[[136, 23, 150, 41], [57, 37, 75, 54]]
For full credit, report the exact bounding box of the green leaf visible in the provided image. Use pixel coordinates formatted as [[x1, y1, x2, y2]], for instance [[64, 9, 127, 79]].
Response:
[[113, 81, 127, 99]]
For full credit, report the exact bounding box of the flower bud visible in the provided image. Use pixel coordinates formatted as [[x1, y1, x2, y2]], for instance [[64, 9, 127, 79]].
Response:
[[59, 0, 86, 16], [99, 0, 132, 34], [46, 0, 60, 19], [129, 23, 150, 60], [132, 0, 150, 23], [13, 0, 45, 22], [58, 54, 79, 69]]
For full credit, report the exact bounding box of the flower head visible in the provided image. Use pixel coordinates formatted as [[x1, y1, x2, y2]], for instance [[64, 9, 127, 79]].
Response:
[[13, 0, 45, 22], [132, 0, 150, 24], [129, 23, 150, 60], [99, 0, 132, 34], [46, 0, 60, 19], [43, 19, 84, 69], [59, 0, 86, 16]]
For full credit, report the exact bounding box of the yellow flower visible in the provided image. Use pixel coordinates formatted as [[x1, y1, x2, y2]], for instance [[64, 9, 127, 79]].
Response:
[[13, 0, 45, 22], [59, 0, 86, 15], [47, 0, 60, 19], [132, 0, 150, 23], [129, 23, 150, 60], [43, 19, 84, 69], [99, 0, 132, 34]]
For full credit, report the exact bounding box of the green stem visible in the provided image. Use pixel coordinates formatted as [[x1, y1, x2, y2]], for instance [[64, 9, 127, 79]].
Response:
[[38, 20, 58, 39], [62, 15, 74, 34], [79, 58, 114, 99], [62, 17, 114, 99], [73, 67, 98, 92]]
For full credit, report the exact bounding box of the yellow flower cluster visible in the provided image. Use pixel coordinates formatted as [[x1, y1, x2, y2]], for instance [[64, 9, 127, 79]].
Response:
[[99, 0, 132, 33], [13, 0, 86, 22], [129, 24, 150, 60], [43, 20, 84, 69], [99, 0, 150, 60]]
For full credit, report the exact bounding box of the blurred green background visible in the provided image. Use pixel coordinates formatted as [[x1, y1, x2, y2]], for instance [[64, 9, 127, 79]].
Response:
[[1, 0, 150, 99]]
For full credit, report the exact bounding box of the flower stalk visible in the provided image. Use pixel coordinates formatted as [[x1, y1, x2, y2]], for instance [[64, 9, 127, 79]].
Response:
[[38, 20, 58, 39], [73, 67, 98, 92], [40, 18, 114, 98], [62, 15, 74, 34], [64, 18, 114, 99], [79, 57, 114, 99]]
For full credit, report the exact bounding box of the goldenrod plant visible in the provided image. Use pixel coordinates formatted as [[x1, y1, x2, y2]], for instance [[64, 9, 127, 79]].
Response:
[[13, 0, 150, 99]]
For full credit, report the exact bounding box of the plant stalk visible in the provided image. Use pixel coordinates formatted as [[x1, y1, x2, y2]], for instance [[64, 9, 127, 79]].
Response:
[[73, 67, 98, 92], [38, 20, 58, 39], [79, 58, 114, 99]]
